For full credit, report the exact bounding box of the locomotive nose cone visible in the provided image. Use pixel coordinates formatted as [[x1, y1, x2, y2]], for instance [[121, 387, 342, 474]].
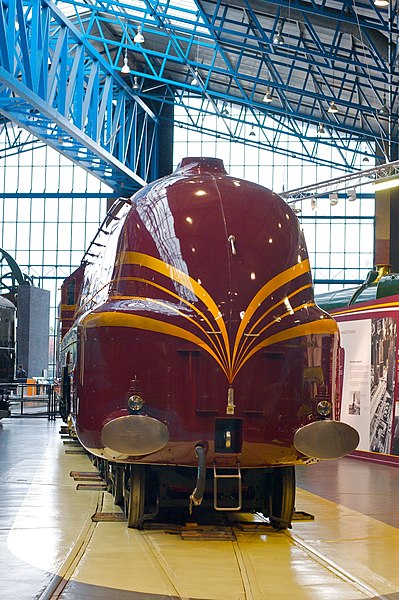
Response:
[[294, 420, 360, 460]]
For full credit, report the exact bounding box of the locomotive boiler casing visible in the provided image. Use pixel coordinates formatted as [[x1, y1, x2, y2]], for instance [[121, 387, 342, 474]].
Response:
[[61, 157, 358, 469]]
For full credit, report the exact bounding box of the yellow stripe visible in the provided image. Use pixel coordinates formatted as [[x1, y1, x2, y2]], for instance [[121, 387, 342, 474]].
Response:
[[234, 318, 337, 376], [231, 259, 311, 366], [111, 276, 227, 362], [81, 308, 335, 385], [115, 295, 229, 374], [331, 300, 399, 317], [234, 283, 313, 368], [232, 300, 318, 378], [119, 252, 231, 371], [81, 311, 229, 378], [86, 253, 329, 383]]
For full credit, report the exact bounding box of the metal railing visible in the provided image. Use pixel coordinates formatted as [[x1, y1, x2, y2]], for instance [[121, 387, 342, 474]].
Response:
[[0, 382, 58, 420]]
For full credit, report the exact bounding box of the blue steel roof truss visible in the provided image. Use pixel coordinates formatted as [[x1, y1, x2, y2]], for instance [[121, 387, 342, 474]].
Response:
[[63, 0, 399, 168], [0, 0, 159, 194], [0, 0, 398, 187]]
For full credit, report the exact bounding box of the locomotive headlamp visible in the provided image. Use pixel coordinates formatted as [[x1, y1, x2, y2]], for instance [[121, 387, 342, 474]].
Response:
[[316, 400, 332, 417], [128, 395, 145, 412]]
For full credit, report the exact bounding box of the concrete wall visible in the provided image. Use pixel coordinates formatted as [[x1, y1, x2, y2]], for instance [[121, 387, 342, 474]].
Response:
[[16, 285, 50, 378]]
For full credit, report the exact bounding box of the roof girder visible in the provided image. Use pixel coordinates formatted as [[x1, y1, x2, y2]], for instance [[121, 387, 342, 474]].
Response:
[[2, 0, 398, 175], [51, 0, 397, 166], [0, 0, 160, 194]]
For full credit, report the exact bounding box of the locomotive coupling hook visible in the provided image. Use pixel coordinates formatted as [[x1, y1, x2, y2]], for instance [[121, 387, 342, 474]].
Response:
[[189, 444, 207, 513]]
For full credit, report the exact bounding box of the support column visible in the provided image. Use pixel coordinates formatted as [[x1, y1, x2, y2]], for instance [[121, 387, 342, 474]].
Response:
[[16, 286, 50, 378], [374, 187, 399, 272], [157, 101, 174, 178]]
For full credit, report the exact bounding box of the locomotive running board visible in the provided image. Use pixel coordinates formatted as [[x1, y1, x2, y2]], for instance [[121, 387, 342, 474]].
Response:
[[213, 462, 242, 511]]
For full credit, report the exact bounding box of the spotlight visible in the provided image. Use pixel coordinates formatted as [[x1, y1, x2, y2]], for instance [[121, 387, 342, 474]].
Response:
[[221, 103, 229, 116], [379, 103, 389, 116], [329, 192, 338, 206], [347, 188, 357, 201], [273, 21, 285, 45]]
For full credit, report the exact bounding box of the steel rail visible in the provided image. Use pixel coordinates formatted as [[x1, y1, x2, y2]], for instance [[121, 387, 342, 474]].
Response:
[[38, 492, 105, 600]]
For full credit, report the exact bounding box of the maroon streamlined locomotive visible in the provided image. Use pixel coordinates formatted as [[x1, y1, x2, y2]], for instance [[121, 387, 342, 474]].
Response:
[[59, 157, 359, 528]]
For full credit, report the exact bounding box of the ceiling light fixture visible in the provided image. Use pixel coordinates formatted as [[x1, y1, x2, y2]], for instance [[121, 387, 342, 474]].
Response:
[[273, 29, 285, 45], [263, 88, 273, 103], [374, 0, 389, 6], [249, 126, 256, 137], [363, 156, 370, 163], [134, 25, 145, 44], [328, 61, 339, 116], [379, 98, 389, 116], [328, 100, 339, 114], [221, 102, 229, 116], [191, 68, 199, 86], [132, 75, 139, 91], [317, 123, 325, 134], [121, 49, 131, 74]]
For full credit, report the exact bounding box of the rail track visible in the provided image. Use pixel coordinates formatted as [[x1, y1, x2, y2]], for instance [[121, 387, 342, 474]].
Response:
[[37, 490, 398, 600]]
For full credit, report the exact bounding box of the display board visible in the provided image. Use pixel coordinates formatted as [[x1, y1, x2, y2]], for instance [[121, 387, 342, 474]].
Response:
[[335, 303, 399, 460]]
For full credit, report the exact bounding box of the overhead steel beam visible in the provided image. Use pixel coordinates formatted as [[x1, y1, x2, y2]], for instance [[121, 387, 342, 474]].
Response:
[[281, 159, 399, 202], [192, 0, 397, 157], [44, 0, 396, 167], [0, 0, 160, 194], [0, 0, 396, 173], [226, 0, 391, 55], [47, 0, 376, 169]]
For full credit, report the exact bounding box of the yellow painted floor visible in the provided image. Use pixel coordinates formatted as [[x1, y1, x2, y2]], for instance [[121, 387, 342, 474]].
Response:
[[1, 418, 399, 599]]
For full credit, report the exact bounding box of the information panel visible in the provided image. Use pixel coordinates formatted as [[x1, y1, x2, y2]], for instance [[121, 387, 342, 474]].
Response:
[[338, 316, 398, 456]]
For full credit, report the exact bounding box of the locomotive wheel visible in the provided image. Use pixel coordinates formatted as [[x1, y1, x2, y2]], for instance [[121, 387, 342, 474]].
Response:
[[111, 465, 124, 507], [267, 466, 296, 530], [125, 465, 145, 529]]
